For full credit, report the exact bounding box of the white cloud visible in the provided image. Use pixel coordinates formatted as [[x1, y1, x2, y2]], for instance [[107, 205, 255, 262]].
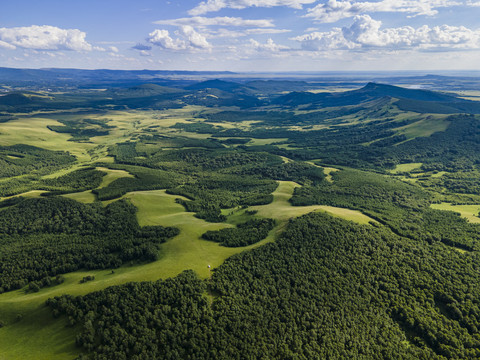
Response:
[[0, 40, 16, 50], [154, 16, 275, 28], [210, 28, 290, 38], [147, 26, 211, 51], [189, 0, 316, 15], [292, 15, 480, 50], [180, 25, 212, 49], [0, 25, 93, 51], [249, 38, 290, 51], [306, 0, 461, 23], [109, 46, 119, 53], [292, 28, 357, 50], [147, 29, 185, 50]]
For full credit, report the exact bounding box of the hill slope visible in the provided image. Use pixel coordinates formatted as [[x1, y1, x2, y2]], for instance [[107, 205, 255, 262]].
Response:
[[274, 82, 480, 113]]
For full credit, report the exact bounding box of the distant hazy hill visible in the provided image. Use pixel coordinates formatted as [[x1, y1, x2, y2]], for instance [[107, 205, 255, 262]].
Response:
[[245, 80, 319, 95], [111, 84, 184, 98], [0, 67, 235, 88], [0, 92, 52, 110], [185, 79, 243, 92], [0, 93, 34, 106], [274, 82, 480, 114], [1, 79, 478, 114]]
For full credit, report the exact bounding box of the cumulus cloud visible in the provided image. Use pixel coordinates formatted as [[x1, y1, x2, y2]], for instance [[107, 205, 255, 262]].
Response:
[[0, 40, 16, 50], [147, 29, 185, 50], [210, 28, 290, 38], [0, 25, 93, 51], [292, 28, 357, 50], [147, 26, 211, 50], [306, 0, 461, 23], [154, 16, 275, 28], [249, 38, 290, 51], [189, 0, 316, 15], [292, 15, 480, 51], [181, 25, 211, 49]]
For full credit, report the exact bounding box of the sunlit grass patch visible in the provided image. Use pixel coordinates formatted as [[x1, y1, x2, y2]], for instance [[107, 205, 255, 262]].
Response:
[[430, 202, 480, 224], [389, 163, 423, 174]]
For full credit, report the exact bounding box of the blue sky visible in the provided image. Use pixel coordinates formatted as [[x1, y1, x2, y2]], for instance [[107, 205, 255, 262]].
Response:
[[0, 0, 479, 71]]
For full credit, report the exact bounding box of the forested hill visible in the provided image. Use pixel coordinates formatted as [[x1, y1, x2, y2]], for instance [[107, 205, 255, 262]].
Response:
[[2, 76, 480, 113], [273, 82, 480, 113], [0, 67, 234, 84], [3, 71, 480, 359], [49, 212, 480, 359]]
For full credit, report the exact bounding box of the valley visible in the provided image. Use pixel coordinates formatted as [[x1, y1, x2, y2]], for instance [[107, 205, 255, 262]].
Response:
[[1, 70, 480, 359]]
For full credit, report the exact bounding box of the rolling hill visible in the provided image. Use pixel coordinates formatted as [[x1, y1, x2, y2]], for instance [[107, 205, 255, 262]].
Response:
[[274, 82, 480, 113]]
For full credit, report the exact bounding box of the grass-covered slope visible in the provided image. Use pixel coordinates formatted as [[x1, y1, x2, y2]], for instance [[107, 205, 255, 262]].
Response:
[[0, 197, 179, 293], [273, 82, 480, 113], [2, 75, 480, 360], [49, 211, 480, 359]]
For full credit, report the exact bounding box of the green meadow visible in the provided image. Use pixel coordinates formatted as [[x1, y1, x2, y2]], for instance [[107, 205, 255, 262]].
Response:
[[431, 202, 480, 224], [389, 162, 424, 174], [251, 181, 375, 224], [0, 177, 378, 360], [397, 115, 450, 140], [2, 77, 480, 359]]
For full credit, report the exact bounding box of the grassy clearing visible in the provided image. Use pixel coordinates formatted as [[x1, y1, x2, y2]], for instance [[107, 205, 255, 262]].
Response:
[[247, 138, 288, 146], [453, 247, 469, 254], [430, 202, 480, 224], [306, 161, 339, 182], [397, 116, 449, 140], [0, 116, 94, 163], [280, 156, 292, 163], [62, 191, 96, 204], [431, 171, 447, 178], [0, 180, 376, 359], [96, 167, 134, 188], [172, 131, 211, 140], [445, 90, 480, 101], [0, 190, 244, 360], [41, 164, 90, 180], [0, 190, 46, 201], [322, 167, 339, 182], [389, 163, 423, 174], [314, 206, 377, 225], [251, 181, 375, 224], [0, 302, 78, 360]]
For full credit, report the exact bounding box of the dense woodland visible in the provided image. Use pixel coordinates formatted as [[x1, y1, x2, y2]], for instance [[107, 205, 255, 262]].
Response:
[[0, 197, 178, 293], [0, 144, 75, 179], [2, 79, 480, 359], [49, 213, 480, 359], [202, 218, 275, 247]]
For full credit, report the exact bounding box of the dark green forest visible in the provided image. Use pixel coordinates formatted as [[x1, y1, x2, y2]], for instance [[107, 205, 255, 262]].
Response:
[[49, 212, 480, 359], [0, 197, 178, 293], [202, 218, 276, 247], [2, 78, 480, 359]]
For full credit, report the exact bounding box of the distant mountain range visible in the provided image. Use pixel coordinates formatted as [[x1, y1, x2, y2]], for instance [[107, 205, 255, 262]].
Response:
[[1, 72, 480, 114], [0, 67, 235, 89], [273, 82, 480, 114], [1, 67, 480, 91]]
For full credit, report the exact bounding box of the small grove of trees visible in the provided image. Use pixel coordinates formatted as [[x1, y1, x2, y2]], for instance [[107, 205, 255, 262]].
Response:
[[0, 197, 179, 293], [202, 218, 275, 247]]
